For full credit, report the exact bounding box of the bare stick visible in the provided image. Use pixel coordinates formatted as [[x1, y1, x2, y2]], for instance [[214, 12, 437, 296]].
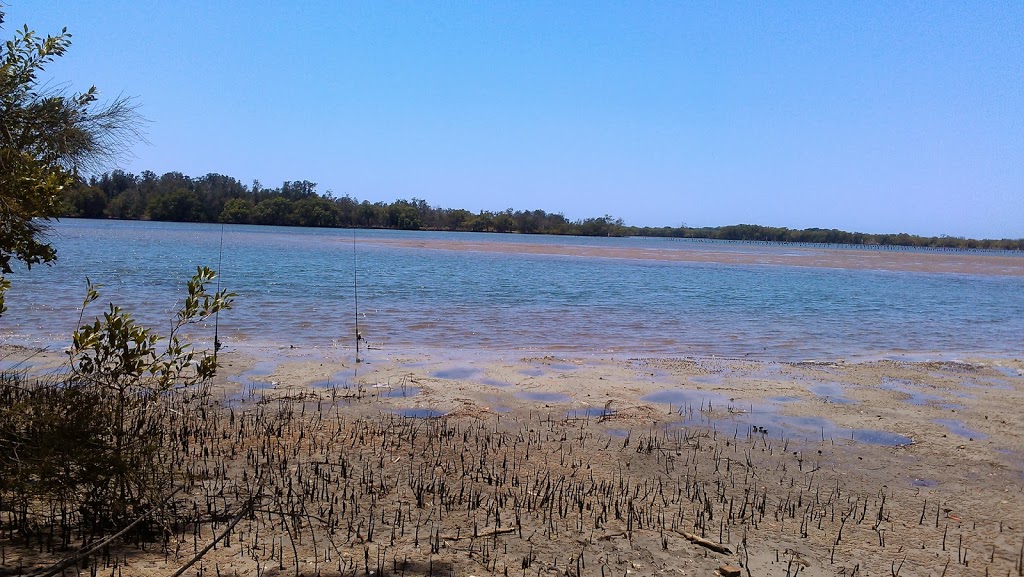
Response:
[[676, 530, 733, 555], [170, 493, 259, 577]]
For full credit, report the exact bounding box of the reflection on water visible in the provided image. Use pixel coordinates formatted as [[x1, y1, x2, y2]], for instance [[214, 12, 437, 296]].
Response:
[[880, 379, 962, 409], [934, 418, 988, 439], [566, 407, 614, 419], [809, 383, 857, 404], [373, 385, 420, 398], [641, 389, 726, 408], [310, 370, 353, 389], [725, 403, 912, 446], [432, 367, 481, 380]]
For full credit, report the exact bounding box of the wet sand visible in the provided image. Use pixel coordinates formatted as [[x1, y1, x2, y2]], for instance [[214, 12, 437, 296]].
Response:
[[4, 344, 1022, 575], [368, 237, 1024, 276]]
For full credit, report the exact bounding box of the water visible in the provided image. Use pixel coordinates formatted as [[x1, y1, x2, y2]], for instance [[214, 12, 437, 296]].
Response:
[[808, 383, 857, 404], [3, 219, 1023, 360], [516, 391, 572, 403], [432, 367, 481, 379], [934, 418, 988, 440]]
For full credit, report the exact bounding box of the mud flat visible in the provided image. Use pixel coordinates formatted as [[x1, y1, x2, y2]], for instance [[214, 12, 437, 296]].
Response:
[[2, 345, 1023, 576]]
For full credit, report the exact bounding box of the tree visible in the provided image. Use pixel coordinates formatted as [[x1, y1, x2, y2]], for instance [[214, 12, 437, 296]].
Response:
[[220, 197, 254, 224], [147, 187, 202, 222], [63, 182, 108, 217], [0, 10, 141, 315]]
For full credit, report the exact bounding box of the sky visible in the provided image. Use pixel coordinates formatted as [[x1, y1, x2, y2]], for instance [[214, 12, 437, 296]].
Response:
[[4, 1, 1023, 239]]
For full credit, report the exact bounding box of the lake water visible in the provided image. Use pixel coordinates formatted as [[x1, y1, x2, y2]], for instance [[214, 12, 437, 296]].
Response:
[[2, 219, 1022, 361]]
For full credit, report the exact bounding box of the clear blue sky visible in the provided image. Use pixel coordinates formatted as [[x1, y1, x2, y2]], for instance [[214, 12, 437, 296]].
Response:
[[6, 1, 1022, 238]]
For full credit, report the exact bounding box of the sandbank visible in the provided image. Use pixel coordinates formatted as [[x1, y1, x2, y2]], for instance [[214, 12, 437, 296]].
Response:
[[367, 237, 1024, 276]]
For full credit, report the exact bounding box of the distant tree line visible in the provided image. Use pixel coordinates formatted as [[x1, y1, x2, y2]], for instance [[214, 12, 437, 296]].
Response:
[[61, 170, 628, 235], [630, 223, 1024, 250], [61, 170, 1023, 250]]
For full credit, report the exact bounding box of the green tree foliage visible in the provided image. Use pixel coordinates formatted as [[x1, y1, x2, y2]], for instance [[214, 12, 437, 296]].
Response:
[[0, 10, 141, 315], [146, 187, 202, 221]]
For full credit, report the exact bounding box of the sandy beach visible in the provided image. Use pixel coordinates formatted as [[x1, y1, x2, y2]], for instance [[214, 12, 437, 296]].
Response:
[[3, 343, 1022, 576]]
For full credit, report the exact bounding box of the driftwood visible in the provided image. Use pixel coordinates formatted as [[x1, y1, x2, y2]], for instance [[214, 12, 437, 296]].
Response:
[[676, 530, 733, 555]]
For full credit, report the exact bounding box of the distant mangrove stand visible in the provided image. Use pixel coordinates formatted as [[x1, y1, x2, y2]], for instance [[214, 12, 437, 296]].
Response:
[[61, 170, 1023, 250]]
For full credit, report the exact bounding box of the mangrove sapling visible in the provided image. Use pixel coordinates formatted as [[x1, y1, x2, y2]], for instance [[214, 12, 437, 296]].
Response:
[[67, 266, 234, 524]]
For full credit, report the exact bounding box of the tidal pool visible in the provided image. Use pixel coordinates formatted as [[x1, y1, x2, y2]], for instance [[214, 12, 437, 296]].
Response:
[[641, 389, 726, 409], [934, 418, 988, 439], [310, 370, 353, 389], [808, 383, 857, 404], [731, 406, 912, 446], [516, 391, 571, 403], [373, 384, 421, 398], [432, 367, 481, 380], [566, 407, 614, 419]]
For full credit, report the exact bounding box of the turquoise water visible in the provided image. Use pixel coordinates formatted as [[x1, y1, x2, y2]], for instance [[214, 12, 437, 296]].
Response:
[[2, 219, 1022, 360]]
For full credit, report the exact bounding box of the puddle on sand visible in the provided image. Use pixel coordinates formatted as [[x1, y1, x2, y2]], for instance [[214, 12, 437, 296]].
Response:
[[996, 449, 1024, 480], [849, 429, 913, 445], [480, 378, 511, 388], [310, 371, 353, 389], [767, 395, 801, 404], [962, 378, 1014, 391], [934, 418, 988, 440], [880, 379, 962, 410], [392, 408, 446, 419], [548, 363, 579, 371], [808, 383, 857, 404], [373, 385, 421, 398], [566, 407, 614, 419], [993, 366, 1022, 379], [516, 391, 572, 403], [432, 367, 481, 380], [230, 361, 278, 389], [519, 368, 546, 377], [241, 361, 277, 376], [642, 389, 726, 409], [911, 478, 939, 488], [731, 406, 912, 446]]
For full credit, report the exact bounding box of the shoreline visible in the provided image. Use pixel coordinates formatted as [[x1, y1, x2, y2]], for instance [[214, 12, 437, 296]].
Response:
[[6, 341, 1021, 464]]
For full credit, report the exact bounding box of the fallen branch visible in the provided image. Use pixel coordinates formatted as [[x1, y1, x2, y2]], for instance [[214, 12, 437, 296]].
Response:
[[170, 488, 261, 577], [676, 530, 733, 555]]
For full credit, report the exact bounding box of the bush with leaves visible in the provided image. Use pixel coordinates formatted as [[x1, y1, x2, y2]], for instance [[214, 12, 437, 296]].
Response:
[[0, 266, 233, 536]]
